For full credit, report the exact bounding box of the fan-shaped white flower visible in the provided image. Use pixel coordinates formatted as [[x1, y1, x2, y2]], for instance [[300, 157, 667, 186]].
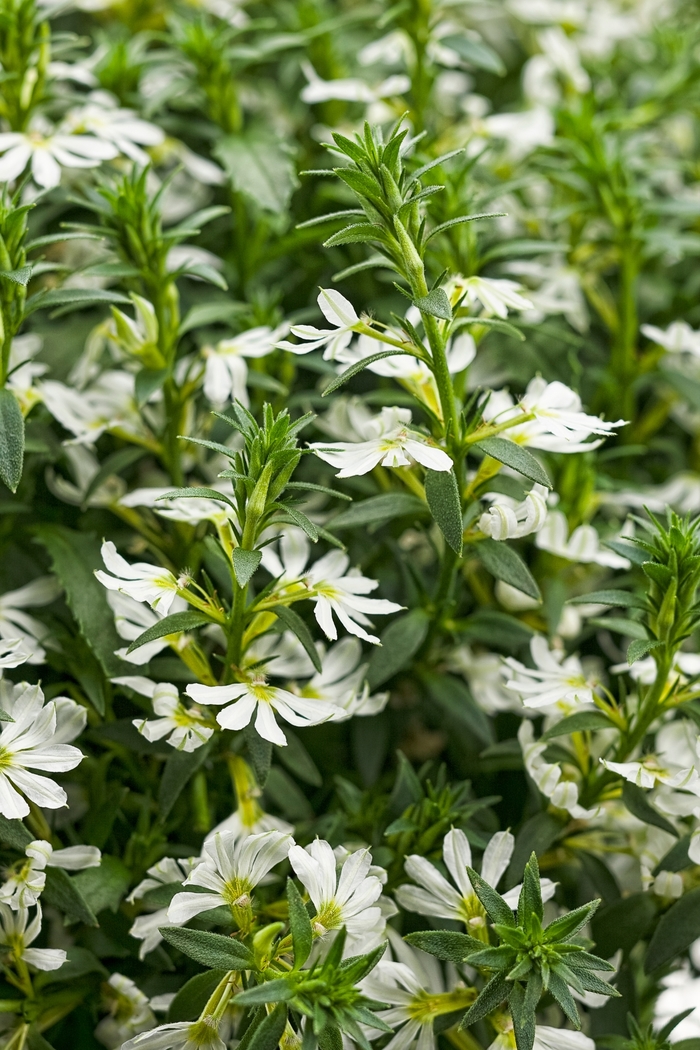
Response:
[[461, 276, 534, 318], [295, 637, 389, 720], [276, 289, 364, 359], [121, 1018, 226, 1050], [0, 838, 100, 910], [504, 636, 597, 713], [62, 91, 164, 165], [642, 321, 700, 357], [95, 972, 157, 1049], [186, 672, 340, 747], [0, 119, 117, 188], [535, 510, 630, 567], [395, 828, 556, 933], [41, 372, 149, 447], [168, 829, 293, 925], [95, 541, 181, 615], [119, 487, 237, 528], [289, 839, 383, 952], [479, 484, 549, 540], [202, 325, 287, 408], [448, 645, 520, 714], [128, 857, 198, 960], [0, 903, 66, 971], [46, 445, 126, 508], [488, 1022, 594, 1050], [519, 721, 600, 819], [131, 681, 215, 752], [300, 62, 410, 104], [311, 405, 452, 477], [0, 577, 60, 664], [0, 684, 84, 819]]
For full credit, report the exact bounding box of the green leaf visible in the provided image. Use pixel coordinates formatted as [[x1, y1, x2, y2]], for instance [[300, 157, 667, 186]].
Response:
[[425, 213, 506, 244], [156, 487, 236, 510], [413, 288, 452, 320], [477, 538, 541, 601], [24, 287, 129, 316], [245, 724, 273, 787], [425, 468, 463, 553], [321, 351, 414, 397], [541, 711, 615, 740], [43, 868, 98, 927], [421, 673, 494, 746], [26, 1028, 56, 1050], [273, 606, 322, 674], [168, 970, 228, 1022], [0, 815, 31, 849], [160, 927, 256, 970], [461, 972, 509, 1029], [467, 866, 516, 926], [323, 223, 387, 248], [276, 506, 318, 542], [248, 1003, 288, 1050], [405, 930, 484, 963], [604, 539, 647, 566], [72, 856, 129, 917], [627, 638, 662, 665], [646, 887, 700, 972], [517, 853, 544, 929], [34, 525, 126, 683], [0, 389, 24, 494], [568, 589, 646, 609], [329, 492, 426, 529], [440, 34, 506, 74], [179, 300, 246, 336], [275, 729, 322, 787], [215, 132, 299, 214], [287, 879, 312, 968], [0, 265, 32, 285], [589, 616, 648, 639], [232, 548, 262, 587], [126, 611, 213, 655], [591, 893, 656, 957], [622, 781, 678, 838], [183, 263, 228, 290], [366, 609, 428, 689], [474, 437, 552, 489], [135, 367, 168, 406], [234, 979, 293, 1006], [506, 813, 564, 886], [547, 971, 580, 1027], [543, 901, 599, 943], [159, 741, 211, 819], [82, 446, 146, 504], [653, 835, 692, 876]]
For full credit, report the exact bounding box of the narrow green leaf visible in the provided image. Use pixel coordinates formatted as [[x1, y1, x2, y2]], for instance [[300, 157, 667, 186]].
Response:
[[366, 609, 428, 689], [168, 970, 228, 1022], [234, 979, 293, 1006], [474, 437, 552, 488], [0, 265, 32, 285], [0, 389, 24, 493], [329, 492, 426, 529], [323, 223, 387, 247], [275, 506, 318, 541], [478, 538, 541, 601], [135, 367, 168, 406], [404, 930, 484, 963], [156, 487, 236, 510], [467, 866, 516, 926], [627, 638, 662, 665], [160, 927, 255, 970], [321, 351, 413, 397], [287, 878, 312, 968], [441, 34, 506, 74], [232, 548, 262, 587], [425, 213, 506, 244], [248, 1003, 288, 1050], [460, 972, 508, 1029], [24, 287, 129, 316], [126, 611, 213, 655], [568, 589, 646, 609], [273, 606, 322, 674], [541, 711, 614, 740], [425, 468, 463, 553], [622, 781, 678, 838]]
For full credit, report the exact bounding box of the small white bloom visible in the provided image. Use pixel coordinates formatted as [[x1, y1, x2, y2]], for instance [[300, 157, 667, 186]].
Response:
[[461, 276, 534, 318], [311, 405, 452, 477], [519, 721, 600, 819], [202, 325, 286, 407], [41, 372, 149, 447], [46, 445, 126, 508], [300, 62, 409, 104], [62, 91, 164, 166], [95, 973, 156, 1049], [0, 119, 117, 189], [186, 672, 339, 747], [168, 829, 293, 924], [0, 903, 66, 971], [535, 510, 630, 567], [95, 541, 180, 615], [479, 108, 555, 158], [655, 965, 700, 1042], [0, 684, 84, 819], [132, 682, 214, 752], [0, 838, 100, 909], [121, 1018, 226, 1050], [642, 321, 700, 357], [0, 577, 60, 664], [128, 857, 197, 959], [289, 838, 383, 953], [295, 637, 389, 720], [395, 828, 556, 930], [447, 646, 520, 714], [277, 289, 364, 359], [479, 484, 549, 540], [505, 636, 597, 712]]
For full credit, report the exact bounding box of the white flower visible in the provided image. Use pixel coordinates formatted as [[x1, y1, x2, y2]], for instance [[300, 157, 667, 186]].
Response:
[[300, 62, 410, 104], [642, 321, 700, 357], [95, 541, 181, 615], [0, 903, 66, 971], [0, 838, 100, 910], [41, 372, 149, 446], [95, 973, 156, 1049], [46, 445, 126, 507], [276, 289, 364, 359], [132, 682, 215, 752], [168, 829, 293, 924], [294, 637, 389, 721], [62, 91, 164, 165], [119, 487, 237, 528], [0, 684, 84, 819], [0, 577, 60, 664], [602, 745, 700, 793], [107, 592, 190, 666], [482, 377, 625, 453], [128, 857, 197, 960], [203, 325, 286, 407], [0, 119, 117, 188], [185, 672, 339, 747], [479, 484, 549, 540], [395, 828, 556, 932], [121, 1018, 226, 1050], [289, 839, 383, 953], [312, 405, 452, 477], [655, 965, 700, 1043], [447, 646, 520, 714], [507, 257, 588, 333], [261, 531, 403, 645], [535, 510, 630, 567], [480, 108, 555, 158], [461, 276, 534, 318], [505, 636, 597, 713], [488, 1023, 594, 1050], [519, 721, 600, 819]]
